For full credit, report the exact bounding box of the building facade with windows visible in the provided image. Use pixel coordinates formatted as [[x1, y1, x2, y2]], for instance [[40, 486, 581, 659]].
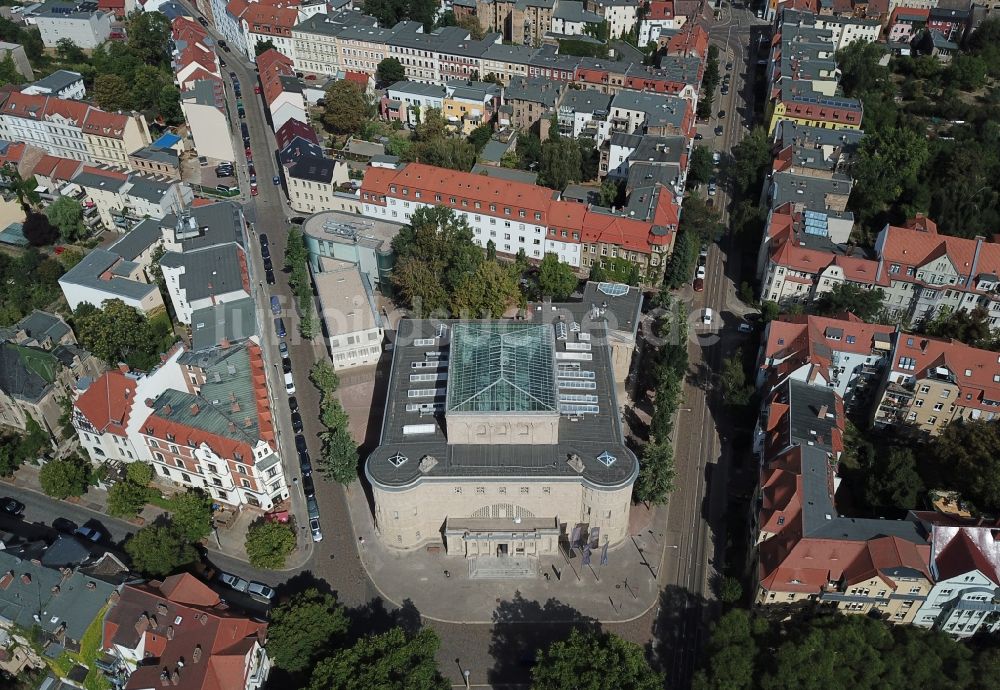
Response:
[[366, 315, 638, 557], [359, 162, 678, 284], [312, 257, 384, 370], [140, 342, 288, 510]]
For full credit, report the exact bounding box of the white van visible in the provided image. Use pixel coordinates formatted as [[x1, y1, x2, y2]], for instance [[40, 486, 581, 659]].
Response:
[[702, 308, 713, 325], [284, 371, 295, 394]]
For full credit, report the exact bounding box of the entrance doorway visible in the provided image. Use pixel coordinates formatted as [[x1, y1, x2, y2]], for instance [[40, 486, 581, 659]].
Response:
[[497, 543, 508, 557]]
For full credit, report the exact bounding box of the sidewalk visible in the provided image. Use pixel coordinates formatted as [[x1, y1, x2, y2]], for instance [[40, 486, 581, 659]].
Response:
[[342, 481, 667, 624], [2, 463, 313, 571]]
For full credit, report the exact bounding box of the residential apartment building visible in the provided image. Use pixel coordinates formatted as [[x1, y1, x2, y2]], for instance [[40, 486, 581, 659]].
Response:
[[505, 76, 565, 136], [0, 92, 151, 168], [768, 88, 864, 135], [285, 152, 351, 214], [608, 90, 693, 138], [242, 3, 298, 60], [142, 342, 288, 510], [33, 1, 113, 48], [302, 210, 403, 289], [58, 248, 165, 314], [0, 41, 34, 81], [756, 313, 895, 408], [360, 162, 680, 284], [550, 0, 604, 36], [752, 376, 933, 618], [73, 344, 190, 466], [181, 81, 236, 163], [22, 70, 85, 100], [587, 0, 637, 38], [888, 7, 931, 43], [292, 10, 376, 75], [912, 516, 1000, 637], [0, 319, 101, 435], [638, 0, 683, 45], [873, 217, 1000, 325], [556, 89, 612, 145], [102, 574, 270, 690], [160, 243, 250, 325], [872, 334, 1000, 435], [312, 257, 384, 370], [258, 48, 307, 133], [70, 166, 193, 231], [454, 0, 554, 46]]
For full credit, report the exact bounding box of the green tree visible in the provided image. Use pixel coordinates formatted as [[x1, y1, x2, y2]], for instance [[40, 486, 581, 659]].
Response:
[[634, 441, 676, 505], [157, 85, 184, 125], [449, 260, 518, 317], [255, 39, 277, 56], [129, 65, 168, 111], [532, 629, 663, 690], [391, 207, 484, 315], [267, 589, 349, 673], [864, 446, 924, 510], [93, 73, 132, 112], [376, 57, 405, 85], [73, 299, 160, 370], [728, 127, 771, 196], [537, 253, 578, 300], [107, 480, 151, 518], [946, 54, 987, 91], [688, 145, 715, 185], [320, 427, 359, 484], [720, 351, 753, 408], [126, 461, 153, 485], [2, 164, 40, 211], [930, 419, 1000, 513], [538, 134, 582, 190], [922, 306, 996, 349], [693, 609, 757, 690], [309, 627, 448, 690], [850, 126, 930, 221], [455, 12, 485, 39], [323, 80, 370, 135], [23, 213, 58, 246], [126, 11, 171, 67], [517, 131, 542, 169], [55, 38, 85, 63], [310, 360, 340, 396], [38, 455, 90, 499], [814, 283, 885, 321], [0, 53, 24, 86], [245, 521, 297, 569], [662, 227, 697, 289], [718, 576, 743, 605], [45, 196, 85, 242], [125, 525, 197, 577], [598, 179, 620, 207], [168, 489, 214, 542]]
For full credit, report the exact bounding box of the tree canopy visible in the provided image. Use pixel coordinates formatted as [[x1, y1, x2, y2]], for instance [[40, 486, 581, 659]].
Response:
[[38, 455, 90, 499], [813, 283, 885, 322], [73, 300, 173, 371], [532, 629, 664, 690], [0, 250, 63, 326], [168, 489, 214, 542], [688, 145, 715, 185], [376, 57, 405, 85], [125, 525, 197, 577], [694, 609, 994, 690], [245, 521, 297, 569], [634, 440, 676, 505], [45, 196, 86, 242], [267, 589, 349, 673], [538, 253, 579, 300], [23, 212, 58, 246], [308, 627, 448, 690], [401, 108, 477, 171], [323, 81, 371, 135], [930, 418, 1000, 514]]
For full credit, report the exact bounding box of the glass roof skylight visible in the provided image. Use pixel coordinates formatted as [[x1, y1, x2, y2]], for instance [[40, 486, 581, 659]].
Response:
[[446, 323, 557, 414]]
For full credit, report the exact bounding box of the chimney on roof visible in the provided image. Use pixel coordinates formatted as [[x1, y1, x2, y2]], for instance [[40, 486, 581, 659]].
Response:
[[170, 670, 180, 686], [190, 404, 200, 415], [157, 603, 168, 616], [163, 404, 173, 415], [166, 626, 175, 640], [160, 669, 170, 687], [192, 645, 202, 663], [118, 363, 130, 373], [199, 614, 208, 626], [817, 404, 828, 418], [228, 421, 237, 433], [20, 573, 30, 585]]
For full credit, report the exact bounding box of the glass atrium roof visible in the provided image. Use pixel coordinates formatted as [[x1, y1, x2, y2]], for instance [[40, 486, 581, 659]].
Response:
[[446, 323, 557, 413]]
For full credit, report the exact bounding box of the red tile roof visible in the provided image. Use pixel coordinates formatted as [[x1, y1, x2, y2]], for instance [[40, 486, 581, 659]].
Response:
[[841, 535, 931, 587], [33, 154, 83, 182], [361, 163, 679, 254], [646, 1, 674, 20], [256, 48, 294, 107], [243, 3, 298, 37], [888, 335, 1000, 413], [344, 71, 371, 89], [275, 118, 319, 149], [74, 370, 138, 437], [104, 574, 267, 690], [934, 529, 1000, 584], [661, 23, 709, 58], [0, 141, 25, 166]]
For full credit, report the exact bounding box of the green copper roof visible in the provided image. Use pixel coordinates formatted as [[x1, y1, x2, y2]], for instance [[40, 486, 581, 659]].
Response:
[[445, 323, 557, 414]]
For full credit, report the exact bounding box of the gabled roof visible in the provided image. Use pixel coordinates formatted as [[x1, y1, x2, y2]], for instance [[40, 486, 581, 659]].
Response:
[[104, 574, 266, 690], [74, 370, 138, 437], [933, 528, 1000, 584], [33, 154, 83, 181], [274, 118, 318, 150]]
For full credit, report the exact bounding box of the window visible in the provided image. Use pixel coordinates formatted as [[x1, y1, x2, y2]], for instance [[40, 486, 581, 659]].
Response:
[[453, 486, 462, 494], [498, 486, 507, 495], [934, 402, 944, 411], [241, 479, 251, 488], [520, 487, 529, 495], [174, 459, 185, 469], [920, 385, 930, 393], [927, 416, 938, 424], [542, 486, 551, 494]]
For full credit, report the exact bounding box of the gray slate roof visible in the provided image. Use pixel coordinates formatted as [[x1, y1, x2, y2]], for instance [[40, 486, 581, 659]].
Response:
[[29, 69, 83, 94], [191, 297, 258, 352], [59, 248, 158, 302], [108, 218, 161, 261], [161, 202, 244, 252], [168, 244, 246, 302], [0, 550, 118, 644]]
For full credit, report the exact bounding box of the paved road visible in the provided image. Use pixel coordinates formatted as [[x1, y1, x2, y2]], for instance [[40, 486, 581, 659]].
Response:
[[655, 10, 765, 687]]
